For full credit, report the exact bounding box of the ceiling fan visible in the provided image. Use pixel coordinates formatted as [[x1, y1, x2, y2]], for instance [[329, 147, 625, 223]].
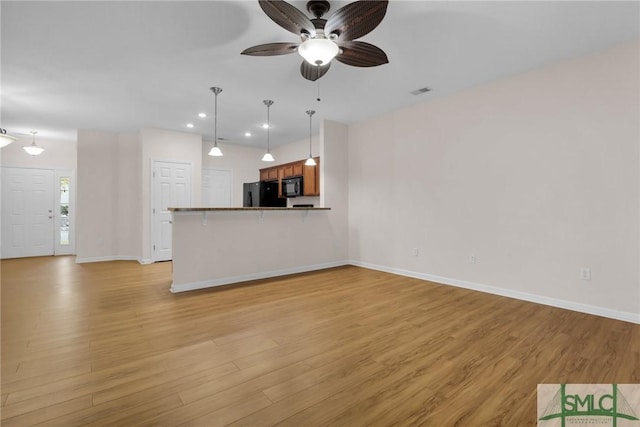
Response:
[[241, 0, 389, 81]]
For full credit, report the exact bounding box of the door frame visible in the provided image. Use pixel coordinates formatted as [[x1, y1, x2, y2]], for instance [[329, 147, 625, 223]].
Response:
[[149, 159, 193, 263], [1, 166, 76, 258]]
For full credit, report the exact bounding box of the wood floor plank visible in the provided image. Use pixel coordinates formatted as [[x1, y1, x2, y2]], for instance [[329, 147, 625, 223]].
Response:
[[2, 256, 638, 426], [178, 393, 273, 427], [0, 395, 93, 427]]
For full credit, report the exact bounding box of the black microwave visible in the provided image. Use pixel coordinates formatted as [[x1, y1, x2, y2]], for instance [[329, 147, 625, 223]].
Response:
[[282, 176, 303, 197]]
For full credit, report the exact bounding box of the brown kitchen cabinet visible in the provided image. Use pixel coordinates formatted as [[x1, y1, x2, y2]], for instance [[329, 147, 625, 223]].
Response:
[[268, 168, 278, 181], [260, 157, 320, 197], [283, 164, 294, 178], [259, 167, 279, 181], [293, 162, 303, 177], [303, 157, 320, 196]]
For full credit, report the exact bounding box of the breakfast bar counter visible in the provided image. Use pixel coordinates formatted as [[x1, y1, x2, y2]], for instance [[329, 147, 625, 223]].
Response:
[[168, 207, 344, 293]]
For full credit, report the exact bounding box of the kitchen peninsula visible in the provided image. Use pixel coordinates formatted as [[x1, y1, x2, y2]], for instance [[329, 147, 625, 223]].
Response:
[[168, 206, 345, 293]]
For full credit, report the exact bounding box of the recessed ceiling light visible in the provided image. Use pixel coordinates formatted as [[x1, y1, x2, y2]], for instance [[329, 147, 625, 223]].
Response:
[[198, 113, 207, 118], [245, 132, 252, 137], [262, 123, 269, 129], [186, 123, 194, 128]]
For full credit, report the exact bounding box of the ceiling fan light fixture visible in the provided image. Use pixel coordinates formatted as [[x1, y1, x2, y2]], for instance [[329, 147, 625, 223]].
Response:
[[0, 128, 17, 148], [23, 131, 44, 156], [298, 37, 339, 66]]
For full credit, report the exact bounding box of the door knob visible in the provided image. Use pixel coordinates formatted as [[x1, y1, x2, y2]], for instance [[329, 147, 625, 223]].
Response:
[[48, 216, 53, 219]]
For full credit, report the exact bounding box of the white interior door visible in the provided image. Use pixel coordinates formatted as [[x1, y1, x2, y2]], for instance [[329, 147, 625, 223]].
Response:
[[152, 161, 192, 262], [1, 167, 55, 259], [202, 168, 232, 207]]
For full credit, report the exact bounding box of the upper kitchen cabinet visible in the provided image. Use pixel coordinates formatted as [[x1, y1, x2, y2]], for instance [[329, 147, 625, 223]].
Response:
[[303, 157, 320, 197], [260, 167, 278, 182], [260, 157, 320, 197]]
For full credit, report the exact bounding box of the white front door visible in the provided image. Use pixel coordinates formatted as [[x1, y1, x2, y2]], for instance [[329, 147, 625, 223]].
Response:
[[202, 168, 232, 207], [152, 161, 192, 262], [1, 167, 55, 259]]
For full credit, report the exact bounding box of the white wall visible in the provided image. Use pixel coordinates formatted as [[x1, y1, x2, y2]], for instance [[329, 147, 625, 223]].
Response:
[[1, 135, 76, 170], [140, 128, 202, 262], [116, 132, 142, 258], [77, 130, 121, 261], [271, 136, 319, 164], [348, 42, 640, 321], [202, 140, 264, 206], [321, 120, 349, 260]]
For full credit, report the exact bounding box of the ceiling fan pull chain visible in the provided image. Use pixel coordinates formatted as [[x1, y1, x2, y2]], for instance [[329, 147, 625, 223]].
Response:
[[317, 66, 321, 101]]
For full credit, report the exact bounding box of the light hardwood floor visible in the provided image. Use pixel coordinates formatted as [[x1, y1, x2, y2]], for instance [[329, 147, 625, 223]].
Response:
[[1, 256, 638, 426]]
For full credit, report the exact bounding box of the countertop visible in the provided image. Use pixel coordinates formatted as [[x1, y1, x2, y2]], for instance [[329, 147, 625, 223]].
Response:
[[169, 207, 331, 212]]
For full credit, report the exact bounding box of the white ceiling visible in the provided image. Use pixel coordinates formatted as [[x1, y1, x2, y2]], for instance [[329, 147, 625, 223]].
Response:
[[1, 1, 638, 148]]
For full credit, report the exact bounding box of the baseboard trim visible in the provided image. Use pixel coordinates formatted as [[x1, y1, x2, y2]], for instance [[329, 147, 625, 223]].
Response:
[[170, 261, 349, 293], [75, 255, 142, 264], [348, 260, 640, 325]]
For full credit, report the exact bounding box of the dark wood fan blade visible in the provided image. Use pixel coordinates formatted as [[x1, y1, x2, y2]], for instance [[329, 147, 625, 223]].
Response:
[[336, 41, 388, 67], [300, 61, 331, 81], [241, 42, 300, 56], [259, 0, 316, 37], [325, 0, 388, 42]]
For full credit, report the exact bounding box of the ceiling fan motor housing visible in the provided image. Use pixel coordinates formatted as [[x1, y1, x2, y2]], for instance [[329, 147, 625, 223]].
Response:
[[307, 0, 330, 18]]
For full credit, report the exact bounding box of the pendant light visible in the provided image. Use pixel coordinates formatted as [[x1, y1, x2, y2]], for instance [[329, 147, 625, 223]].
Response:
[[305, 110, 316, 166], [0, 128, 16, 148], [261, 100, 275, 162], [208, 86, 223, 156], [23, 131, 44, 156]]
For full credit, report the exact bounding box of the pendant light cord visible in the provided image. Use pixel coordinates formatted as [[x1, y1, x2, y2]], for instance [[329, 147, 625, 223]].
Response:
[[214, 91, 218, 146], [211, 87, 222, 148], [263, 99, 274, 154], [307, 110, 315, 157]]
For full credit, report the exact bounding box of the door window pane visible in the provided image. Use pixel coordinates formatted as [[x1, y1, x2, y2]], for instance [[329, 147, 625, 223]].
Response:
[[59, 177, 69, 245]]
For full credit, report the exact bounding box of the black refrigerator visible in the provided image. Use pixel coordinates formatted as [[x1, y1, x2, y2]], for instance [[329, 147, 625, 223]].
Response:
[[243, 181, 286, 207]]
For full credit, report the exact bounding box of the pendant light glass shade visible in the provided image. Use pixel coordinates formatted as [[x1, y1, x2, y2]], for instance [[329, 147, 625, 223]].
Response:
[[208, 86, 223, 156], [208, 146, 223, 156], [23, 131, 44, 156], [305, 110, 316, 166], [0, 128, 16, 148], [262, 100, 275, 162]]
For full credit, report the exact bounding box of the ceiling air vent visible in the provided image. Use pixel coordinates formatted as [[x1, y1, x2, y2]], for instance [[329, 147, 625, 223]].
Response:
[[410, 87, 431, 95]]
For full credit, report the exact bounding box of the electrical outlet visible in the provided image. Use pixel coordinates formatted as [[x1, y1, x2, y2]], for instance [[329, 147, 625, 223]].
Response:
[[580, 268, 591, 281], [412, 248, 419, 256], [470, 255, 476, 264]]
